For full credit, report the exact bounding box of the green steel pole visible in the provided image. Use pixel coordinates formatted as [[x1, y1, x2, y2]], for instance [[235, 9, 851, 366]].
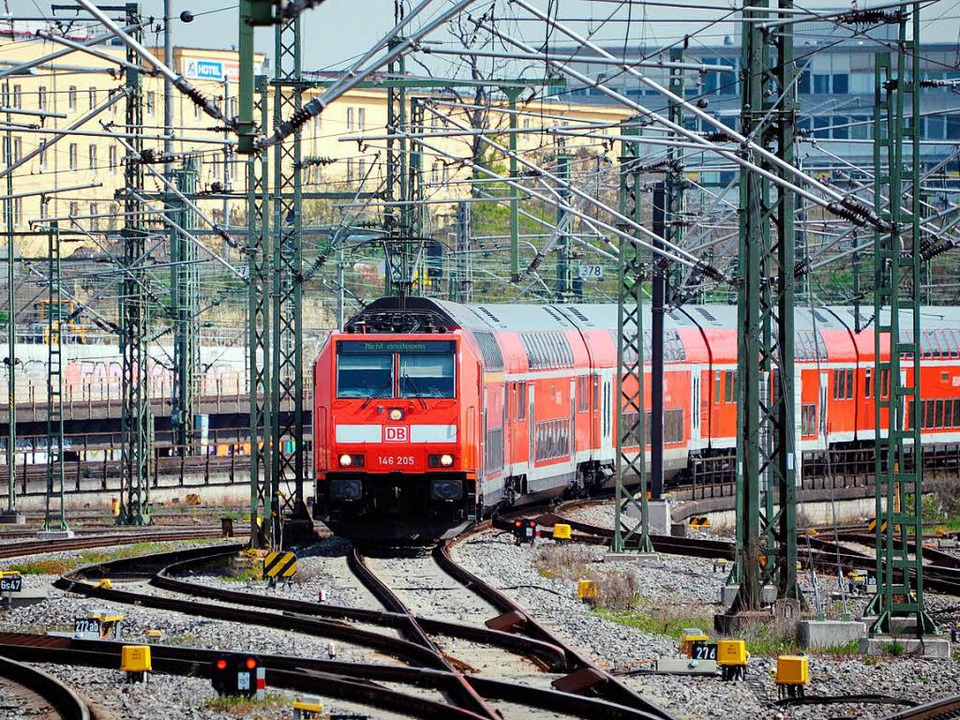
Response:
[[3, 82, 15, 521]]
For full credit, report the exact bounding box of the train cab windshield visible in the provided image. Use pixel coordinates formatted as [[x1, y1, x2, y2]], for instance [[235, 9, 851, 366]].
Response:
[[336, 340, 456, 399]]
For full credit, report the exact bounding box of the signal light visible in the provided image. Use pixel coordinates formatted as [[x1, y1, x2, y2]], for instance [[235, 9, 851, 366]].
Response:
[[211, 653, 263, 698]]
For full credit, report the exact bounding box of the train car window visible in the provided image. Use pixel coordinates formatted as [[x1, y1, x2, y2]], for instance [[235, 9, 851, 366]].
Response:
[[936, 399, 944, 428], [518, 382, 527, 420], [925, 400, 934, 429], [905, 400, 914, 429], [336, 353, 393, 399], [951, 330, 960, 358], [865, 368, 872, 398], [399, 353, 455, 398], [845, 370, 854, 400], [593, 375, 599, 412], [801, 404, 816, 436], [578, 377, 589, 413], [714, 372, 722, 404], [954, 399, 960, 427], [665, 408, 684, 444], [834, 370, 843, 400], [880, 368, 891, 399], [724, 371, 733, 403]]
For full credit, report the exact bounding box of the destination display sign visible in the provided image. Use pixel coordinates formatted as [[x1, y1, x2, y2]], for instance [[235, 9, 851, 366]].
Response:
[[338, 340, 455, 354]]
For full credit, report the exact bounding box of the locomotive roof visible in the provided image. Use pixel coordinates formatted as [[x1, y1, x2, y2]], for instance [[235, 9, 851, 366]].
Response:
[[350, 298, 960, 335]]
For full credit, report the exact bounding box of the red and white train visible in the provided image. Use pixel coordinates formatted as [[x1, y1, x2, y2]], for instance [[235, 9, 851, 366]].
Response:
[[313, 297, 960, 540]]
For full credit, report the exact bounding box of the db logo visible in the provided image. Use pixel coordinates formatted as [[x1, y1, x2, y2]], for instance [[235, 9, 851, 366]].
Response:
[[384, 426, 409, 443]]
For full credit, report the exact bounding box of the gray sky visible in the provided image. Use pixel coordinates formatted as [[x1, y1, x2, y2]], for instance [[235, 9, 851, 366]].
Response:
[[3, 0, 958, 72]]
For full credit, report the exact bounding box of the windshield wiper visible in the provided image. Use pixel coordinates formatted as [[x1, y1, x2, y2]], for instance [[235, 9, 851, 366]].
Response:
[[360, 380, 393, 409], [401, 374, 429, 409]]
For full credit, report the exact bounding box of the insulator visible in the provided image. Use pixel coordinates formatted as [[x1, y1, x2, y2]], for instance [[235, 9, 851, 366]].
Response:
[[702, 131, 729, 142]]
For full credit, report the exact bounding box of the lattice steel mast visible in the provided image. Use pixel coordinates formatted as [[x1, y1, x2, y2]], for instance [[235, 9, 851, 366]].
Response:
[[118, 2, 153, 525], [613, 120, 652, 553], [384, 0, 411, 296], [42, 222, 67, 533], [271, 12, 311, 540], [731, 0, 799, 609], [170, 160, 199, 455], [867, 9, 935, 636]]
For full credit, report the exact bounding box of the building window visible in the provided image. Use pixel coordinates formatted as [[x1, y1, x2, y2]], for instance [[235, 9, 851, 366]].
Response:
[[346, 157, 355, 182], [12, 84, 21, 108], [108, 145, 117, 173], [69, 201, 79, 220], [38, 141, 46, 171], [358, 107, 365, 131], [12, 138, 20, 163], [90, 203, 99, 232], [69, 143, 78, 171], [357, 158, 365, 181], [38, 86, 47, 111], [146, 91, 155, 116], [68, 85, 77, 111], [346, 107, 354, 131], [88, 144, 97, 170], [832, 73, 849, 94], [88, 87, 97, 109]]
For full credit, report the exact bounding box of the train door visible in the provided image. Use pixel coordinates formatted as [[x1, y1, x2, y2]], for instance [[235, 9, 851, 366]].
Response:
[[481, 388, 487, 478], [690, 372, 701, 447], [601, 374, 613, 453], [528, 385, 536, 469], [570, 379, 577, 462], [501, 385, 508, 470], [818, 371, 829, 446]]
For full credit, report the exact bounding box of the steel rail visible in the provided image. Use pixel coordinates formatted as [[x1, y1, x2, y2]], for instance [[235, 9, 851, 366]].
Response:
[[435, 540, 679, 720], [55, 546, 445, 669], [0, 632, 666, 720], [50, 546, 669, 719], [153, 551, 569, 669], [0, 653, 90, 720], [880, 693, 960, 720], [347, 548, 502, 720]]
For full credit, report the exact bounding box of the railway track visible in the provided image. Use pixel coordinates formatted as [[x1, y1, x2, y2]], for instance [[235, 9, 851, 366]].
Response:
[[51, 541, 678, 719], [0, 654, 90, 720], [882, 694, 960, 720], [0, 527, 240, 561]]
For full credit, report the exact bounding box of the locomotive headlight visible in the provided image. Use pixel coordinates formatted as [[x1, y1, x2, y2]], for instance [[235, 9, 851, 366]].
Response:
[[429, 453, 456, 468], [388, 408, 405, 421], [339, 453, 353, 467]]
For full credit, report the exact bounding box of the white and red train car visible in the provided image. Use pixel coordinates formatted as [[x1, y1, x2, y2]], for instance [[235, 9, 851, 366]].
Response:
[[313, 297, 960, 540]]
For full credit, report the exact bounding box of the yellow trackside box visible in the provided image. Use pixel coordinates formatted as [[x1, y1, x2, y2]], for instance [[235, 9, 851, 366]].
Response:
[[679, 629, 709, 657], [716, 640, 748, 666], [552, 524, 572, 541], [577, 579, 599, 600], [776, 655, 809, 686], [121, 645, 152, 673]]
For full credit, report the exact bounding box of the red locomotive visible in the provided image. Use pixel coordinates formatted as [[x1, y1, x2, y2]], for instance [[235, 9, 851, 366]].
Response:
[[313, 297, 960, 540]]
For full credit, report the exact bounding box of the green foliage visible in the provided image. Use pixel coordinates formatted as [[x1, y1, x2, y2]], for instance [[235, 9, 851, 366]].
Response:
[[203, 692, 285, 714], [595, 604, 714, 639]]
